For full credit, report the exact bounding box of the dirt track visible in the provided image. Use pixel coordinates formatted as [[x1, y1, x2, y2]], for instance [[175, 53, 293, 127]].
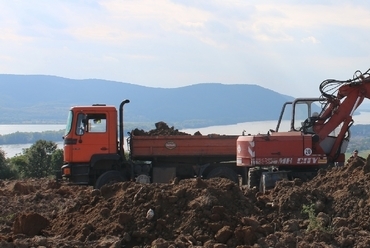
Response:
[[0, 156, 370, 248]]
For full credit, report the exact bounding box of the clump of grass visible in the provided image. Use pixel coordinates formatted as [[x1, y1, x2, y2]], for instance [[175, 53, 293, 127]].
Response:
[[0, 213, 15, 224], [302, 204, 327, 232]]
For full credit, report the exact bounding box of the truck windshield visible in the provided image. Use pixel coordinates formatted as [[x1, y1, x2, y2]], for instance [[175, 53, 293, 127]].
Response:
[[65, 110, 73, 136]]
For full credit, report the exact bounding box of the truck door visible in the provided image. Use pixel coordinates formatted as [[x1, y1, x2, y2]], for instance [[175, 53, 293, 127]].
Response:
[[72, 112, 110, 162]]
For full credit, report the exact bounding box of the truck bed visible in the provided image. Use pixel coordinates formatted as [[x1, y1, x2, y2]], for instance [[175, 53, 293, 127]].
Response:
[[129, 134, 238, 163]]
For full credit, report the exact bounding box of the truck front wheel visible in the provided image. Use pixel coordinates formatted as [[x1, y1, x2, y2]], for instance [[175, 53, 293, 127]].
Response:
[[94, 170, 126, 189], [206, 167, 239, 184]]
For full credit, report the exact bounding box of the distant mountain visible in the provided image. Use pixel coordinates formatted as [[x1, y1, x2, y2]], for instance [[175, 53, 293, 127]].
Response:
[[0, 75, 294, 128]]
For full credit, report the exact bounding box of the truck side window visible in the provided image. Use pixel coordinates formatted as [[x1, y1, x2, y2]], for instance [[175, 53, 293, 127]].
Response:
[[76, 113, 86, 135], [86, 114, 107, 133]]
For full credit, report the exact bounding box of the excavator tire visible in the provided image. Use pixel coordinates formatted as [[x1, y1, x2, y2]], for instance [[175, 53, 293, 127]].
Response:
[[94, 170, 126, 189], [248, 167, 263, 189], [206, 167, 239, 184]]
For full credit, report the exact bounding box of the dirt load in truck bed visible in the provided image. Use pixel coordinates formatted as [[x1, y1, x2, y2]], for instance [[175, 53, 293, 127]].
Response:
[[129, 121, 238, 160], [1, 156, 370, 247], [131, 121, 195, 136]]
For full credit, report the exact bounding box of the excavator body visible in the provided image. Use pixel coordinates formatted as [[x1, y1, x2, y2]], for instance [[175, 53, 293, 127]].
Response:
[[237, 68, 370, 191]]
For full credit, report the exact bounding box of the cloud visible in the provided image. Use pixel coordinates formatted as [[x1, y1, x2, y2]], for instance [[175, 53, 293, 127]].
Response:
[[0, 1, 370, 98], [301, 36, 320, 44]]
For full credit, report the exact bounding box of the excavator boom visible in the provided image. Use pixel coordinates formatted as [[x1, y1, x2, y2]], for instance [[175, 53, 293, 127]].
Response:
[[314, 71, 370, 159]]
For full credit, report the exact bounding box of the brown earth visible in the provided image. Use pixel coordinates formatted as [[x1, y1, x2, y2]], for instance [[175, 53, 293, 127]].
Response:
[[0, 156, 369, 248], [131, 121, 192, 136], [1, 122, 370, 247]]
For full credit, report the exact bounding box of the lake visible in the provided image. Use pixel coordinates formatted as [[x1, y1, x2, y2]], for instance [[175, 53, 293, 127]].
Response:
[[0, 124, 65, 158], [0, 124, 66, 135], [2, 111, 370, 158], [183, 111, 370, 135]]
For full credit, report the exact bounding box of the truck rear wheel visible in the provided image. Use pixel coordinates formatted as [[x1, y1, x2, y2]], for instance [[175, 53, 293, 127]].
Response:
[[206, 167, 239, 184], [94, 170, 126, 189]]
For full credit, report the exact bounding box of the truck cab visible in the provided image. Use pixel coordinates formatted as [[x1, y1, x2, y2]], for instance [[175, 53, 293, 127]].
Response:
[[64, 105, 118, 162], [61, 103, 130, 188]]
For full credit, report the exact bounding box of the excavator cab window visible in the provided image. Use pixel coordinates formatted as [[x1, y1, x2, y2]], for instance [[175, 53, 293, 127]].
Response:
[[275, 98, 324, 133], [290, 98, 323, 132]]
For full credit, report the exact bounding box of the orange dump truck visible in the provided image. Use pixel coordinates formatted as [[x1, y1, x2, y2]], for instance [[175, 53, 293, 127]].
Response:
[[60, 100, 246, 188]]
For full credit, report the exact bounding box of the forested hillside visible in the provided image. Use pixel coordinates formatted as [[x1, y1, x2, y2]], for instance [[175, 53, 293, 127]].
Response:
[[347, 124, 370, 152], [0, 75, 293, 128]]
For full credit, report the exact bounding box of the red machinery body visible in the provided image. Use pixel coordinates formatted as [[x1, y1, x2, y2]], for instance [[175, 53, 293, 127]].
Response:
[[237, 132, 328, 167], [237, 68, 370, 190]]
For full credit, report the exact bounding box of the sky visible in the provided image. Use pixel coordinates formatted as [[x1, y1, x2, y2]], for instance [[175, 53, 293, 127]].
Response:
[[1, 0, 370, 97]]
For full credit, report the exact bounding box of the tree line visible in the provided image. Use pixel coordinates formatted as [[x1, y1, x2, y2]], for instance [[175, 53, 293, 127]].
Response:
[[0, 130, 65, 145], [0, 140, 62, 180]]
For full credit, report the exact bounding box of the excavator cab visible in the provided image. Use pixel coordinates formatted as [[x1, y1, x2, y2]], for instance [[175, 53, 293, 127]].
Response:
[[274, 97, 325, 133], [237, 97, 341, 192]]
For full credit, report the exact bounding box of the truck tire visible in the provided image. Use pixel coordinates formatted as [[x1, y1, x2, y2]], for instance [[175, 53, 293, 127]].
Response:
[[206, 167, 239, 184], [248, 167, 262, 189], [94, 170, 126, 189]]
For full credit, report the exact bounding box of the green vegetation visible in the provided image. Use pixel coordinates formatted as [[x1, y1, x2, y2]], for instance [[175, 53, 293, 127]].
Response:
[[0, 149, 17, 179], [347, 124, 370, 153], [0, 140, 63, 179], [0, 130, 65, 145], [347, 137, 370, 157], [0, 213, 15, 224], [301, 204, 332, 232], [302, 204, 321, 231]]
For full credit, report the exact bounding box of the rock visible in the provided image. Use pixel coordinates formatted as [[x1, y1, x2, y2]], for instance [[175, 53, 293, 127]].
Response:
[[151, 238, 170, 248], [363, 156, 370, 174], [316, 212, 330, 227], [332, 217, 348, 229], [282, 219, 300, 232], [13, 212, 49, 236], [214, 226, 233, 243], [234, 226, 256, 245], [314, 200, 325, 212]]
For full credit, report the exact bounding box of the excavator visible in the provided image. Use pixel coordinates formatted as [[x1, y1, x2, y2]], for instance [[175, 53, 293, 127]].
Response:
[[237, 68, 370, 192]]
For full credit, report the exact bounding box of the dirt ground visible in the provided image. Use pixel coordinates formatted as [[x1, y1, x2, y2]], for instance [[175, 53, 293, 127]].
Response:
[[0, 156, 369, 248], [1, 122, 370, 247]]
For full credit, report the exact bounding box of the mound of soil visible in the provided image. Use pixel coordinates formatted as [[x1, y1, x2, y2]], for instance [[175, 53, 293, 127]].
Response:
[[0, 156, 370, 247], [131, 121, 193, 136]]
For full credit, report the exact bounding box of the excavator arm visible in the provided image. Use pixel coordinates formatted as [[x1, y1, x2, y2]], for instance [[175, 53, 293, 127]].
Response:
[[313, 68, 370, 161]]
